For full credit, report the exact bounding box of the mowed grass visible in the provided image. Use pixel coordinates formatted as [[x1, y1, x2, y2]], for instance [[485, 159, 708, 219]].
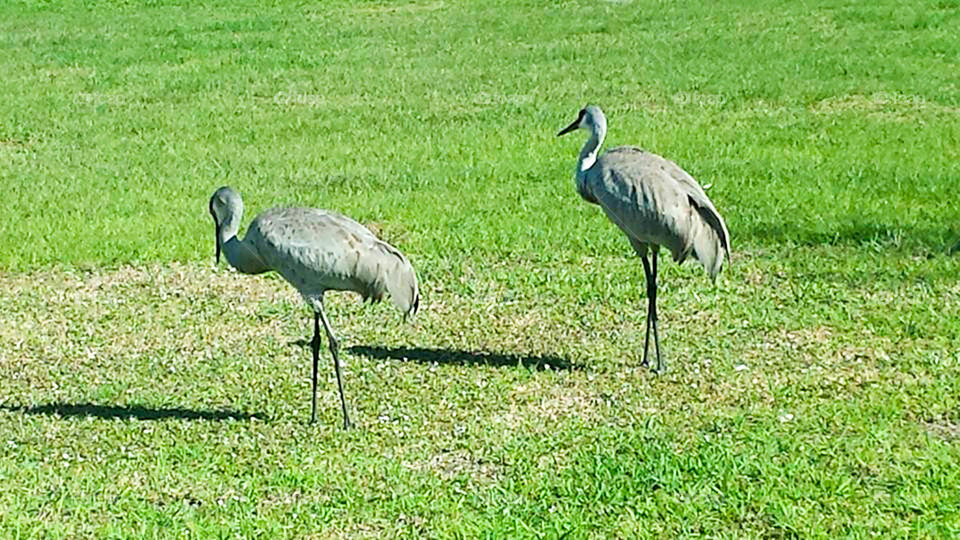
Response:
[[1, 0, 960, 536]]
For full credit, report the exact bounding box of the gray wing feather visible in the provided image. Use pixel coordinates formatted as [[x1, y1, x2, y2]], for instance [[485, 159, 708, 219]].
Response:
[[244, 208, 419, 314], [588, 147, 730, 279]]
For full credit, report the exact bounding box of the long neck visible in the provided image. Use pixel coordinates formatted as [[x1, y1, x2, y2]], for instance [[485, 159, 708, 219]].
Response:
[[219, 216, 268, 275], [576, 124, 605, 177]]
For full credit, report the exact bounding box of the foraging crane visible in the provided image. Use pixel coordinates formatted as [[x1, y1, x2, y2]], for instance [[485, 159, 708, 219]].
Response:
[[208, 186, 419, 428], [557, 105, 730, 372]]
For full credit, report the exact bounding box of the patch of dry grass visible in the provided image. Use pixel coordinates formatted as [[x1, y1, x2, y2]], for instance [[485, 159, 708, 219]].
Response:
[[810, 92, 960, 120]]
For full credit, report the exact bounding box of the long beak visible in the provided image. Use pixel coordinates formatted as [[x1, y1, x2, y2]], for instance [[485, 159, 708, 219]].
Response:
[[213, 219, 221, 265], [557, 118, 580, 137]]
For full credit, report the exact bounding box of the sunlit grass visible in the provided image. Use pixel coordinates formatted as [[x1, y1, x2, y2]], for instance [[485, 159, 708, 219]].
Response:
[[1, 0, 959, 536]]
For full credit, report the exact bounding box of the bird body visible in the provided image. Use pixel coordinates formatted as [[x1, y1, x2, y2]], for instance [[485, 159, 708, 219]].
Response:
[[558, 105, 729, 371], [584, 147, 729, 279], [240, 207, 419, 314], [209, 186, 419, 427]]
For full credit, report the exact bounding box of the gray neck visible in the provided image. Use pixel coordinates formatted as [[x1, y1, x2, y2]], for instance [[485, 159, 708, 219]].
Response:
[[576, 124, 605, 177], [219, 216, 268, 274]]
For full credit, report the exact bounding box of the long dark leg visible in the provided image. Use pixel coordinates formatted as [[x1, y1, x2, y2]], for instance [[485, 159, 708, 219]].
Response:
[[310, 313, 321, 424], [317, 302, 351, 430], [650, 248, 663, 372], [640, 254, 654, 368]]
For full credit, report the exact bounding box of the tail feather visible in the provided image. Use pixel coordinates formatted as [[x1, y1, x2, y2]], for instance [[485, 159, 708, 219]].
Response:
[[689, 195, 730, 281], [386, 253, 419, 316], [368, 240, 419, 316], [691, 224, 724, 280]]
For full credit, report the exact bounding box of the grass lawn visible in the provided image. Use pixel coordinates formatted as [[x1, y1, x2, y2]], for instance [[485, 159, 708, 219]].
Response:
[[1, 0, 960, 536]]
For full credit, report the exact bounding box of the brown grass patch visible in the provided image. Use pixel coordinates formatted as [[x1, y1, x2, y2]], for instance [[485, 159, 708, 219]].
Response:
[[353, 2, 445, 15], [922, 416, 960, 442], [404, 449, 501, 483], [810, 93, 960, 119]]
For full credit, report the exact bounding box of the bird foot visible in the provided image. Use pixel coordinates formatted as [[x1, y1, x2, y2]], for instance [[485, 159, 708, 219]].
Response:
[[641, 357, 667, 374], [651, 360, 667, 374]]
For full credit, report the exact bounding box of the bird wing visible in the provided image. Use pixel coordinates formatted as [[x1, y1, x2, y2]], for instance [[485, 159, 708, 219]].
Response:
[[245, 208, 420, 314], [655, 153, 731, 260], [591, 147, 730, 279]]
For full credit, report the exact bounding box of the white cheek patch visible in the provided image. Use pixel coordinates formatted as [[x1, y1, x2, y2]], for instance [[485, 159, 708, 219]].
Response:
[[580, 153, 597, 171]]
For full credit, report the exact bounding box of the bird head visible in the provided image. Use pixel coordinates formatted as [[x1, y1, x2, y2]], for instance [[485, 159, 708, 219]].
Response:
[[209, 186, 244, 265], [557, 105, 606, 137]]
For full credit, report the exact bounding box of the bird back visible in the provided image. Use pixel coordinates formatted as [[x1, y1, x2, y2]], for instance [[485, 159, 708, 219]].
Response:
[[590, 147, 730, 279], [245, 208, 420, 315]]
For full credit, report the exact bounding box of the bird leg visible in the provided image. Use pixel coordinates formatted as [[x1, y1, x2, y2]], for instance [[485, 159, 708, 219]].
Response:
[[640, 254, 654, 368], [640, 250, 664, 372], [317, 302, 352, 430], [650, 249, 663, 372], [310, 313, 321, 424]]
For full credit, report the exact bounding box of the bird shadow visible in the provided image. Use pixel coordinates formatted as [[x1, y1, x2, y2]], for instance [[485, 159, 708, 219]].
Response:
[[0, 403, 266, 422], [347, 345, 583, 371]]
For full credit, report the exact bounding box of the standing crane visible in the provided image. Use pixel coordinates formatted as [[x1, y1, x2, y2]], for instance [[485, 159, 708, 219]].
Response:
[[208, 186, 419, 428], [557, 105, 730, 372]]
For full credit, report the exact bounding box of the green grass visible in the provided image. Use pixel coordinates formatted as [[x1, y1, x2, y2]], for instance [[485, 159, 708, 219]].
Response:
[[1, 0, 960, 537]]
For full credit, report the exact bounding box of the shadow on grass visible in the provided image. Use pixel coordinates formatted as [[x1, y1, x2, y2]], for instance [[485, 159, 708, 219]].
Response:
[[949, 238, 960, 256], [347, 345, 583, 371], [747, 221, 958, 253], [0, 403, 266, 421]]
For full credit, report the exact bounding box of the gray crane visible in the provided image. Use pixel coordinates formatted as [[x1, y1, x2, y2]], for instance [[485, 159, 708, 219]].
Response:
[[208, 186, 420, 428], [557, 105, 730, 372]]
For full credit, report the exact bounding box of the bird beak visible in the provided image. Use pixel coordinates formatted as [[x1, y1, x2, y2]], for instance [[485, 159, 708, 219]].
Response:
[[213, 218, 221, 265], [557, 118, 580, 137]]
